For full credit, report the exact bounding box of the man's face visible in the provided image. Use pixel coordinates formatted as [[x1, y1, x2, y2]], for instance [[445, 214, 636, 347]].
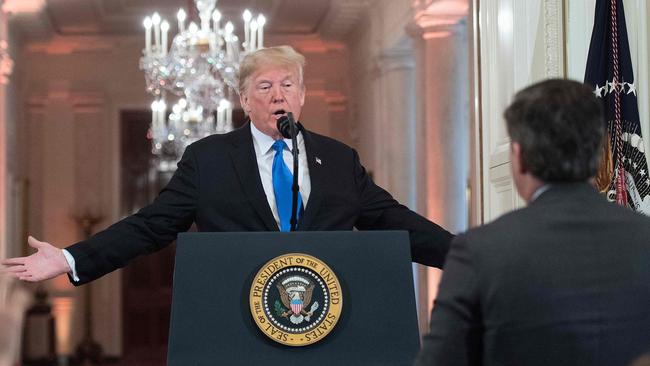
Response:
[[240, 66, 305, 139]]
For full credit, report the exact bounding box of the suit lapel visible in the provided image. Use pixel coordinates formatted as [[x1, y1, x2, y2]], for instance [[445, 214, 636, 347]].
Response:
[[229, 123, 279, 231], [298, 125, 324, 230]]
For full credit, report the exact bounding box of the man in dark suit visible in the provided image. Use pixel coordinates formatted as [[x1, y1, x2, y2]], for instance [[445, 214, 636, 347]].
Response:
[[2, 46, 452, 285], [415, 79, 650, 366]]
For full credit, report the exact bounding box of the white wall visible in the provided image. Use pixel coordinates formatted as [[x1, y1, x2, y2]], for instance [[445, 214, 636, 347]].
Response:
[[477, 0, 565, 221]]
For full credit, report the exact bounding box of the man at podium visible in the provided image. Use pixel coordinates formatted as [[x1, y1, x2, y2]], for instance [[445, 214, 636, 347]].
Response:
[[2, 45, 453, 286]]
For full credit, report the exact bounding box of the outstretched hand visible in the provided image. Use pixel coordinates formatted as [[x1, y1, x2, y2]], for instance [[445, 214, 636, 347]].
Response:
[[0, 236, 71, 282]]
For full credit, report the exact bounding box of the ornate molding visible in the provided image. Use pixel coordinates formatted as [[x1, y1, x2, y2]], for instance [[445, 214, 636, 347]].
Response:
[[407, 0, 468, 39], [324, 91, 347, 113], [544, 0, 564, 77], [269, 34, 345, 54], [318, 0, 372, 40], [71, 93, 105, 113], [377, 47, 415, 73], [2, 0, 46, 13], [25, 35, 138, 55], [28, 91, 104, 114], [0, 43, 13, 85], [305, 89, 347, 113]]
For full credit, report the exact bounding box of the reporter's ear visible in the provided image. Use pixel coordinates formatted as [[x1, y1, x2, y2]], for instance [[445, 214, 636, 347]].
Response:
[[510, 142, 527, 175]]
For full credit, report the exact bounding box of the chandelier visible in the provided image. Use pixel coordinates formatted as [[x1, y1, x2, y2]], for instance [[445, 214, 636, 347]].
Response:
[[140, 0, 266, 171]]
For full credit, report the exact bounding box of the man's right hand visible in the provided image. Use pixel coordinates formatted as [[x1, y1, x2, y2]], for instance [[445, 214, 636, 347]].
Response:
[[0, 236, 71, 282]]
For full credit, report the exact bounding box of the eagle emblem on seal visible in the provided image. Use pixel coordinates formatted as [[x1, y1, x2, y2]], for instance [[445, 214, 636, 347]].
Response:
[[276, 276, 320, 324]]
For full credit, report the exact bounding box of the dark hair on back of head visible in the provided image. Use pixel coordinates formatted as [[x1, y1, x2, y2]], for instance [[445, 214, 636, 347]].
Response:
[[504, 78, 605, 182]]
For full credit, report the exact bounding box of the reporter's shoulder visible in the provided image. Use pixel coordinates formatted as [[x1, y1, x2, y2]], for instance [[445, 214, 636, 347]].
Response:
[[453, 208, 526, 248], [604, 199, 650, 223]]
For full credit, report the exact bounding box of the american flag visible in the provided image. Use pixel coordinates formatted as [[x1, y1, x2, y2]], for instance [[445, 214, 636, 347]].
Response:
[[585, 0, 650, 214]]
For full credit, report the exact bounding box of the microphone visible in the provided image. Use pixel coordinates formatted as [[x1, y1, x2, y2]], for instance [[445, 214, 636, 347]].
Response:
[[276, 115, 292, 139]]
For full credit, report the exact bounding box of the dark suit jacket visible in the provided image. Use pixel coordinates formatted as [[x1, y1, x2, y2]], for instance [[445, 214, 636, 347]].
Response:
[[415, 183, 650, 366], [67, 122, 452, 285]]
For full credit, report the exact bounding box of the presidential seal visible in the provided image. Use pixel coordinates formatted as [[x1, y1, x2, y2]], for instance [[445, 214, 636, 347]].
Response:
[[249, 253, 343, 346]]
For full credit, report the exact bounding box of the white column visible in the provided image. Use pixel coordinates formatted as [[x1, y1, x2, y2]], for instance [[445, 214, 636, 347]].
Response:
[[375, 45, 428, 333], [323, 92, 350, 146], [27, 87, 120, 359], [27, 82, 82, 357], [0, 0, 8, 260], [409, 18, 470, 333], [375, 45, 418, 207], [0, 59, 5, 262], [71, 93, 121, 357]]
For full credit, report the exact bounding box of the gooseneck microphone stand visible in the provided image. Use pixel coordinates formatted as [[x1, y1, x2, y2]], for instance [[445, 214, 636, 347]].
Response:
[[277, 112, 300, 231], [287, 112, 299, 231]]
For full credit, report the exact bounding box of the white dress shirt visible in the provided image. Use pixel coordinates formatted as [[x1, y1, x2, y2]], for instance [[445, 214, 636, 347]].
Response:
[[530, 184, 551, 202], [64, 122, 312, 281], [250, 121, 311, 227]]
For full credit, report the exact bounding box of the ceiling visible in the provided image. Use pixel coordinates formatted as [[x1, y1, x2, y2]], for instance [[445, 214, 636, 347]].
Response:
[[5, 0, 372, 47]]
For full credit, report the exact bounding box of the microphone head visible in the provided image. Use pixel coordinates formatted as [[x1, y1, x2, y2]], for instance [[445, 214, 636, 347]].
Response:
[[276, 115, 292, 139]]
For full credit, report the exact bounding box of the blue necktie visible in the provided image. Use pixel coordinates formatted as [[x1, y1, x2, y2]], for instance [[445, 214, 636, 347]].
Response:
[[272, 140, 302, 231]]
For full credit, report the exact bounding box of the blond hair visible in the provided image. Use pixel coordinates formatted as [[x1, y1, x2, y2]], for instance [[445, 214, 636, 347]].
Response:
[[238, 45, 306, 94]]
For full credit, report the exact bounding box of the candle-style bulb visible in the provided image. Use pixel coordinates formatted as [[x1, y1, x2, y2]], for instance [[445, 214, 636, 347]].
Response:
[[249, 20, 258, 51], [224, 22, 234, 35], [189, 22, 199, 34], [144, 16, 153, 56], [152, 12, 161, 25], [257, 14, 266, 27], [212, 9, 221, 22], [177, 8, 187, 22], [177, 8, 187, 33], [160, 20, 170, 55], [243, 9, 252, 22], [256, 14, 266, 49]]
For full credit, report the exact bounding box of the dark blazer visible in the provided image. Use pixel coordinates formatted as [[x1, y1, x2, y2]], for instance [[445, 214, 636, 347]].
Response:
[[67, 123, 452, 285], [415, 183, 650, 366]]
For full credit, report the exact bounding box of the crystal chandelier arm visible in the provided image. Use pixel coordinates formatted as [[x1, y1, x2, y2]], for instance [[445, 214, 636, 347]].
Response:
[[257, 15, 266, 49], [177, 9, 187, 32], [143, 17, 152, 56], [212, 10, 221, 33]]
